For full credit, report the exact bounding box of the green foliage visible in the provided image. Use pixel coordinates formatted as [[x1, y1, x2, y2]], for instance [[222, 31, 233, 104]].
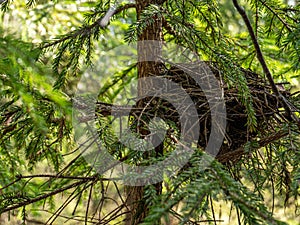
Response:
[[0, 31, 72, 174], [0, 0, 299, 224]]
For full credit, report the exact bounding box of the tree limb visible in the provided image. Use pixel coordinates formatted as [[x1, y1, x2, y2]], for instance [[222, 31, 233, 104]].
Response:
[[0, 179, 90, 214], [232, 0, 300, 129], [216, 130, 288, 163], [16, 174, 111, 181], [258, 0, 293, 32], [42, 3, 136, 49]]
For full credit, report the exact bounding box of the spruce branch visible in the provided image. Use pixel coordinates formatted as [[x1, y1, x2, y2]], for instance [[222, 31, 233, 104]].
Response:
[[258, 0, 293, 32], [216, 130, 289, 163], [15, 174, 110, 181], [42, 3, 136, 49], [232, 0, 300, 129], [0, 179, 90, 214]]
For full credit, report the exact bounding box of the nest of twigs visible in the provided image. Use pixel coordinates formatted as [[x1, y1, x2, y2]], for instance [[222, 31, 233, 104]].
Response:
[[94, 62, 295, 164], [166, 63, 291, 161]]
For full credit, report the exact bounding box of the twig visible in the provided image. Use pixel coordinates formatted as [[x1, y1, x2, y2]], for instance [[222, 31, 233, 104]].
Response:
[[0, 179, 90, 214], [259, 0, 292, 32], [232, 0, 300, 129], [31, 209, 100, 223], [16, 174, 110, 181], [25, 219, 44, 224], [0, 176, 22, 192], [216, 130, 288, 163], [42, 3, 136, 49]]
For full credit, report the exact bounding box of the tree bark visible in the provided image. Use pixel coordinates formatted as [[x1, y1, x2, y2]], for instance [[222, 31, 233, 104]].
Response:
[[125, 1, 164, 224]]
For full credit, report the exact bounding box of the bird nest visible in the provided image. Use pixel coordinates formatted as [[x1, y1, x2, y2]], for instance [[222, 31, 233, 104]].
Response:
[[93, 62, 296, 164], [161, 63, 291, 163]]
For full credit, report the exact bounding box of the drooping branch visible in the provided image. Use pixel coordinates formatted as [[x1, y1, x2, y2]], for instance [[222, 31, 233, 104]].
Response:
[[232, 0, 300, 128], [216, 130, 289, 163], [0, 174, 107, 193], [42, 3, 136, 49], [258, 0, 293, 32], [0, 179, 90, 214], [0, 174, 115, 215], [16, 174, 110, 181]]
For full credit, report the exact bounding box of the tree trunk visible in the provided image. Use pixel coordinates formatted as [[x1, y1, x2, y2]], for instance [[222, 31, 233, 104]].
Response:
[[125, 1, 164, 224]]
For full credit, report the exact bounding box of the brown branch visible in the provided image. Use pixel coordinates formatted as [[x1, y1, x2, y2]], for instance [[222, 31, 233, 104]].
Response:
[[113, 3, 136, 15], [232, 0, 300, 128], [0, 179, 90, 214], [216, 130, 288, 163], [0, 176, 21, 192], [259, 0, 292, 32], [16, 174, 111, 181], [74, 101, 153, 122], [30, 209, 100, 223], [25, 219, 44, 224]]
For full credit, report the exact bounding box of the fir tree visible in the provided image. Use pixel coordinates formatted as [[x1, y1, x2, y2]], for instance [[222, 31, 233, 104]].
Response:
[[0, 0, 300, 224]]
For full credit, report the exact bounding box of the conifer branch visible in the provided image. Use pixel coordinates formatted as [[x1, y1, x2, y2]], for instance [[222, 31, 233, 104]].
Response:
[[16, 174, 111, 181], [258, 0, 292, 32], [216, 130, 288, 163], [42, 3, 136, 49], [0, 180, 89, 214], [232, 0, 300, 128]]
